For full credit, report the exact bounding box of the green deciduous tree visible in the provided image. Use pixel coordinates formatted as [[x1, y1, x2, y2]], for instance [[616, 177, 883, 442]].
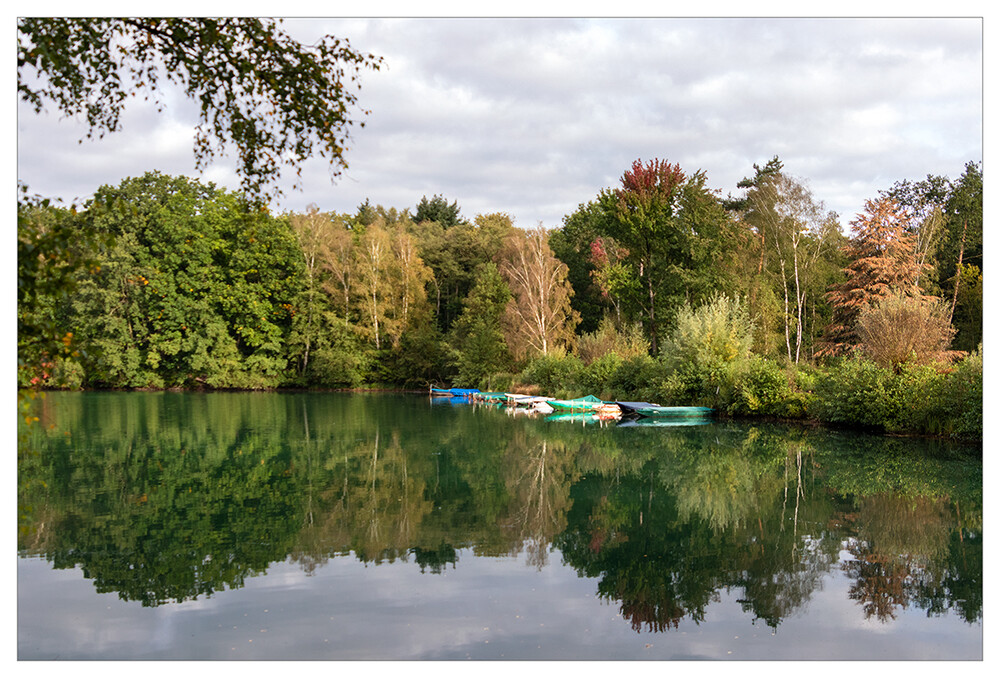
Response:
[[549, 201, 614, 334], [599, 158, 686, 352], [596, 158, 741, 353], [412, 212, 516, 332], [660, 294, 757, 407], [663, 294, 756, 372], [17, 193, 102, 387], [69, 172, 303, 389], [449, 263, 513, 387], [286, 206, 360, 382], [731, 168, 844, 363], [940, 162, 983, 351]]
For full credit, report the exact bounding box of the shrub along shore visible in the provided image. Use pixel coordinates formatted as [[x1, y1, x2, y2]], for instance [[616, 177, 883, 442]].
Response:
[[38, 347, 983, 442], [473, 347, 982, 441]]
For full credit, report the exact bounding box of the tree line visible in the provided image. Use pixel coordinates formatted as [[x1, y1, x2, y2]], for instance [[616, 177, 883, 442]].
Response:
[[17, 156, 982, 438]]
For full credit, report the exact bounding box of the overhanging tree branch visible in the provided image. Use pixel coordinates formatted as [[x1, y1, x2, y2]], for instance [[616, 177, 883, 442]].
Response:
[[18, 17, 383, 203]]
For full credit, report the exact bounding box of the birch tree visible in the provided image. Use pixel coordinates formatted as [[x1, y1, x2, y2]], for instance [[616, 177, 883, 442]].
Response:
[[289, 205, 335, 375], [321, 217, 356, 322], [497, 225, 579, 360], [356, 222, 391, 350], [386, 225, 434, 349], [741, 172, 841, 363]]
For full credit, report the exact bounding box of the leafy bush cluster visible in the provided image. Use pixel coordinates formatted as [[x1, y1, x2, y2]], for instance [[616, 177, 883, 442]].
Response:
[[810, 350, 982, 439]]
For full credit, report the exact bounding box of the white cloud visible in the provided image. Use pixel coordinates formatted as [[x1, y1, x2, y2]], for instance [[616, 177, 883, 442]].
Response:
[[17, 17, 983, 228]]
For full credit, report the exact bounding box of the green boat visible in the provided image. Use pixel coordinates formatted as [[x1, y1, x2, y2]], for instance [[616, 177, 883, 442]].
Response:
[[546, 395, 605, 411], [633, 406, 714, 418]]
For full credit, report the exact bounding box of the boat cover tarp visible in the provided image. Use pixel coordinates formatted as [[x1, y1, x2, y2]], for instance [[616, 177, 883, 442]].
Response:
[[616, 401, 659, 412]]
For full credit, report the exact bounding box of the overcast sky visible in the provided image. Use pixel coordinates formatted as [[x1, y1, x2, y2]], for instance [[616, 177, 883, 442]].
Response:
[[16, 16, 984, 230]]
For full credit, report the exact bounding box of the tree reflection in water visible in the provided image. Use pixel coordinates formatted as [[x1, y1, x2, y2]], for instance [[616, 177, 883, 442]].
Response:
[[18, 392, 981, 629]]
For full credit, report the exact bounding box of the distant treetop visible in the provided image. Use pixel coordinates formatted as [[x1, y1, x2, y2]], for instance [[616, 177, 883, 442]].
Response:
[[414, 194, 464, 228]]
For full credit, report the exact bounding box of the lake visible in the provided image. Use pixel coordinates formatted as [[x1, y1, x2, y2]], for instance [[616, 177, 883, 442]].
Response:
[[17, 391, 982, 660]]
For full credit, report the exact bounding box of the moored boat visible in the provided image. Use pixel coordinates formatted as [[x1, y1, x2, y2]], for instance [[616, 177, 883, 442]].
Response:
[[508, 395, 551, 407], [546, 395, 606, 412], [447, 388, 481, 397], [594, 402, 622, 418]]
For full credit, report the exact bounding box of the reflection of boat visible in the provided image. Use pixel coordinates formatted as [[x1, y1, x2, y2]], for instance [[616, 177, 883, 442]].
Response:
[[507, 394, 550, 407], [505, 406, 541, 417], [633, 406, 714, 419], [429, 395, 473, 406], [533, 401, 554, 414], [545, 413, 601, 425], [595, 403, 621, 418], [617, 417, 711, 427]]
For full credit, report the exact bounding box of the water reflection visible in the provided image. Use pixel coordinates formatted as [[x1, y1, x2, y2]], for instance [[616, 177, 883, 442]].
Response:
[[19, 392, 981, 632]]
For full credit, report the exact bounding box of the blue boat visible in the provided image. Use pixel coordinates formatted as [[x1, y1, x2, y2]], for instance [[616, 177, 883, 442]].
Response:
[[430, 387, 481, 397]]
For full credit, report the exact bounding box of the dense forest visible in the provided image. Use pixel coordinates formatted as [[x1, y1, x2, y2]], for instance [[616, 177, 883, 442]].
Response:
[[17, 157, 983, 439]]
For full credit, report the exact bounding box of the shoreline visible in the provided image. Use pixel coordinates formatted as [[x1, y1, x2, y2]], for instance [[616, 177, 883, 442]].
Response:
[[20, 385, 984, 446]]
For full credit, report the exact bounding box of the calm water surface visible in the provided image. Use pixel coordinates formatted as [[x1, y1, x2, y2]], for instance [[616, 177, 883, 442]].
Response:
[[17, 391, 982, 660]]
